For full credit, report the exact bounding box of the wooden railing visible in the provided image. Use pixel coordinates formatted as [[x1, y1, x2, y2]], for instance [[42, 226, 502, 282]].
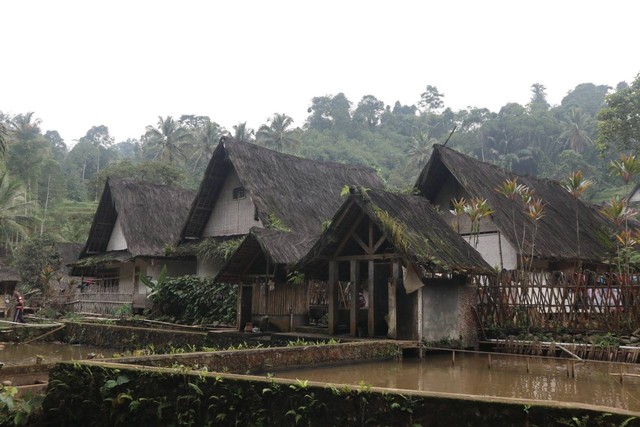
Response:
[[475, 271, 640, 334], [50, 287, 133, 315]]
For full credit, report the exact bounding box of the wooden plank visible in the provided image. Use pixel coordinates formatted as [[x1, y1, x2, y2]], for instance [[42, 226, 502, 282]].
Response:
[[328, 261, 339, 335], [368, 260, 375, 337], [387, 261, 399, 339], [332, 213, 364, 257], [333, 253, 398, 261], [350, 260, 359, 337]]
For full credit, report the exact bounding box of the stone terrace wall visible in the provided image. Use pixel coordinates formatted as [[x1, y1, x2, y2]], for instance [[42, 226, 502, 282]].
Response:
[[43, 361, 638, 427], [102, 341, 400, 373]]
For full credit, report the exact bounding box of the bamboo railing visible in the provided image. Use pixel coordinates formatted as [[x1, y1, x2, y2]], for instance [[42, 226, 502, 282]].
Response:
[[475, 271, 640, 334]]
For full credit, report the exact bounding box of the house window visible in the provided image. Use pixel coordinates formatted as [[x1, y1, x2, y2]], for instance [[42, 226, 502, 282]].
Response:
[[96, 268, 120, 291], [232, 186, 245, 200]]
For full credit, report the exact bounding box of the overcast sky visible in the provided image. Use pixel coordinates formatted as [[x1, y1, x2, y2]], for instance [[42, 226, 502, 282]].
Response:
[[1, 1, 639, 145]]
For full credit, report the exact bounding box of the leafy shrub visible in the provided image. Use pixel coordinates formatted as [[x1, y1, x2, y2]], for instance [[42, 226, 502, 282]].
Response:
[[147, 274, 237, 326]]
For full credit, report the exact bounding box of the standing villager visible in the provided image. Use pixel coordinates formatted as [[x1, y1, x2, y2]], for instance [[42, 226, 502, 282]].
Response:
[[13, 291, 25, 323]]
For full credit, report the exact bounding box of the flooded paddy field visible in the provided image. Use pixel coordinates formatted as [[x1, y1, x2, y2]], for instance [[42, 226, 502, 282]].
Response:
[[274, 352, 640, 412], [0, 342, 116, 367]]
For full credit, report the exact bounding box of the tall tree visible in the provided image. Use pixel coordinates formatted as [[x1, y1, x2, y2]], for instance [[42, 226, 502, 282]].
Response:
[[232, 122, 254, 142], [143, 116, 191, 164], [353, 95, 385, 129], [528, 83, 550, 112], [559, 107, 593, 154], [257, 113, 299, 152], [405, 131, 437, 168], [597, 73, 640, 153], [418, 85, 444, 113], [187, 120, 222, 172]]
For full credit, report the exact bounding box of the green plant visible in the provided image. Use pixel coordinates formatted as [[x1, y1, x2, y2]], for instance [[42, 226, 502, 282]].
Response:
[[0, 385, 43, 426], [267, 213, 291, 232]]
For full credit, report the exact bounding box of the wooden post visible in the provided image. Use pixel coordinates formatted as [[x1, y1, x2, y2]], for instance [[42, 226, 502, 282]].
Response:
[[488, 353, 492, 369], [368, 260, 375, 337], [387, 261, 399, 339], [328, 261, 339, 335], [350, 260, 359, 337]]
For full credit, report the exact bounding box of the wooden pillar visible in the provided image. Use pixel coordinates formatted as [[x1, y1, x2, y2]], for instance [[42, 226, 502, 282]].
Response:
[[350, 260, 359, 337], [328, 260, 339, 335], [368, 259, 375, 337], [387, 260, 400, 339]]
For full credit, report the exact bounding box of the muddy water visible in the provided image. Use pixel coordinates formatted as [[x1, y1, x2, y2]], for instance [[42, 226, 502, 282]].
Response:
[[0, 342, 115, 367], [274, 353, 640, 412]]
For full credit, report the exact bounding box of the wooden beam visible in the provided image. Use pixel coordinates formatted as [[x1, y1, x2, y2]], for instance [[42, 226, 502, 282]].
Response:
[[350, 260, 359, 337], [387, 261, 400, 339], [328, 260, 339, 335], [372, 235, 387, 254], [332, 213, 365, 257], [368, 260, 375, 338], [333, 253, 399, 262], [351, 232, 370, 254], [368, 219, 374, 252]]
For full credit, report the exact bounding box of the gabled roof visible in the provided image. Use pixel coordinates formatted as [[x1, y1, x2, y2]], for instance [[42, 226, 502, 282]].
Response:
[[298, 189, 492, 276], [215, 227, 317, 283], [0, 264, 20, 282], [79, 179, 195, 259], [181, 137, 384, 240], [415, 145, 614, 262], [56, 242, 84, 273]]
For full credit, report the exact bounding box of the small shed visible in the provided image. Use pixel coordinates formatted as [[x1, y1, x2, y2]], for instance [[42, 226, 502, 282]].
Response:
[[297, 188, 492, 343], [0, 265, 20, 318], [215, 227, 317, 332]]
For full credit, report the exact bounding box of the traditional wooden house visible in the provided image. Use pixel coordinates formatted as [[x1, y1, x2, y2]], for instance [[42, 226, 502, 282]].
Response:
[[215, 227, 317, 331], [180, 136, 384, 330], [296, 188, 492, 343], [415, 144, 614, 272], [71, 179, 196, 313], [0, 265, 19, 318]]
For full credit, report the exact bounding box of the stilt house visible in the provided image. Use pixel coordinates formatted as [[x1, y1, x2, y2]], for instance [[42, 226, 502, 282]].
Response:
[[179, 137, 384, 331], [296, 188, 492, 343], [72, 179, 196, 313]]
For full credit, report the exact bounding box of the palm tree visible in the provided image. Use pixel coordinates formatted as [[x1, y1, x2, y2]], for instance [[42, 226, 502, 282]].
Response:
[[188, 121, 222, 172], [564, 170, 593, 271], [143, 116, 191, 164], [0, 169, 30, 240], [0, 123, 7, 157], [559, 108, 593, 154], [9, 112, 41, 142], [232, 122, 254, 142], [256, 113, 299, 152], [406, 131, 437, 167]]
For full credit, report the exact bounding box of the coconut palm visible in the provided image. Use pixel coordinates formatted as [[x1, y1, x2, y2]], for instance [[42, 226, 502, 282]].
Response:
[[0, 123, 6, 157], [9, 112, 41, 142], [0, 169, 30, 239], [232, 122, 255, 142], [256, 113, 299, 152], [143, 116, 191, 164], [406, 131, 438, 167], [559, 108, 593, 154], [187, 121, 222, 173]]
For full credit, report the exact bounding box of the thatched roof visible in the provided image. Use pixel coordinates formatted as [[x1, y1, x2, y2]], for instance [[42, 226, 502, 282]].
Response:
[[215, 227, 317, 283], [181, 137, 384, 240], [0, 264, 19, 282], [79, 179, 195, 260], [298, 189, 492, 276], [56, 242, 84, 273], [415, 145, 614, 263]]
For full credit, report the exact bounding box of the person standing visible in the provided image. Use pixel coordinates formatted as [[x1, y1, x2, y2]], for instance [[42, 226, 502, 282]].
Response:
[[13, 291, 25, 323]]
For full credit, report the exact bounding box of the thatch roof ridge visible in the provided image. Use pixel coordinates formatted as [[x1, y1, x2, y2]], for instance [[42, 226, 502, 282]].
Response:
[[214, 227, 318, 283], [81, 178, 195, 259], [181, 137, 384, 239], [0, 264, 20, 282], [416, 145, 614, 262], [298, 189, 492, 275]]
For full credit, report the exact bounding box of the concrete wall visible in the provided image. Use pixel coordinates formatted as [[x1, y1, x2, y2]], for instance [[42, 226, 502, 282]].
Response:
[[463, 232, 518, 271], [421, 279, 477, 346], [106, 216, 127, 251], [203, 168, 262, 237]]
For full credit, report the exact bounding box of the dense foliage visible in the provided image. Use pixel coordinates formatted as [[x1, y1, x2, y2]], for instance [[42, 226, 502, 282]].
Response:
[[1, 74, 640, 264], [147, 275, 237, 326]]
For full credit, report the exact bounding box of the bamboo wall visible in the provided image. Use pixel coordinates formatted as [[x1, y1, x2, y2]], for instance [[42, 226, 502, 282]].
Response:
[[251, 281, 308, 316], [476, 271, 640, 334]]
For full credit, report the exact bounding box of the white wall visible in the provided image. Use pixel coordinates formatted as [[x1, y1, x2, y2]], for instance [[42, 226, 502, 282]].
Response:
[[203, 168, 262, 237], [461, 232, 518, 271], [106, 216, 127, 251], [197, 259, 222, 278]]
